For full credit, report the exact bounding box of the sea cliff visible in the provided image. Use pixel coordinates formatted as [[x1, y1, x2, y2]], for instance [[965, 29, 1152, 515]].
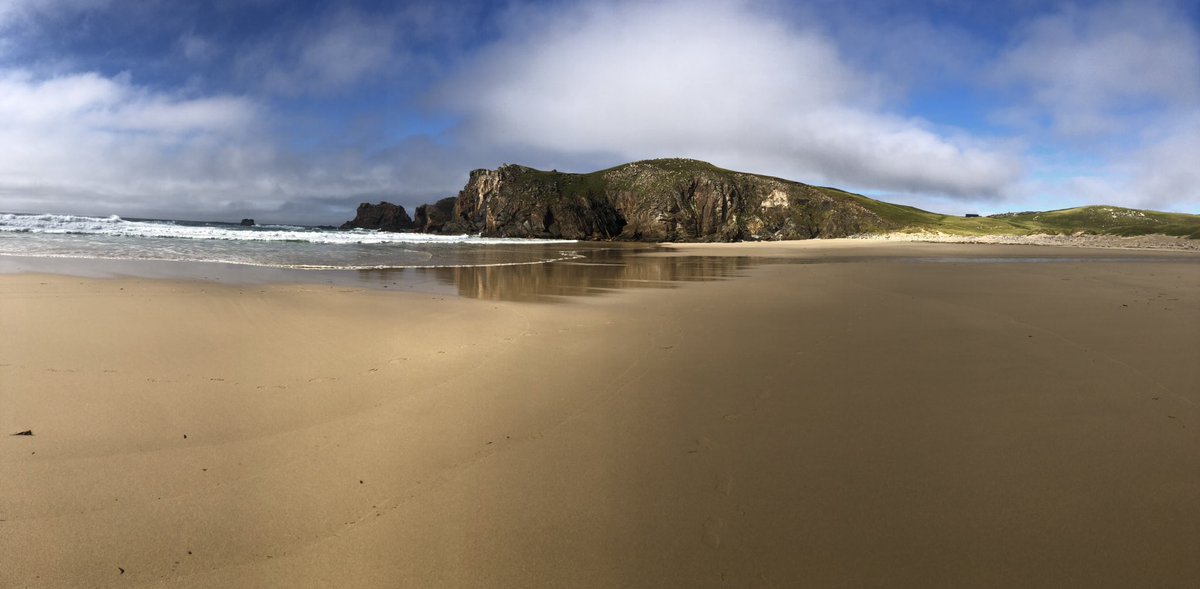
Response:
[[347, 159, 889, 241]]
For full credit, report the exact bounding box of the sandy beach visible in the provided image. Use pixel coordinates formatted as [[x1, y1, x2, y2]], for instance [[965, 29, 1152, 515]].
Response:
[[2, 240, 1198, 587]]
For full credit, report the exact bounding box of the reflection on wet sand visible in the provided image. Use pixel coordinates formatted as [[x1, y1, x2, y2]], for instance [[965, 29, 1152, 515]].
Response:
[[12, 241, 1193, 303], [430, 248, 757, 302], [352, 244, 1200, 302]]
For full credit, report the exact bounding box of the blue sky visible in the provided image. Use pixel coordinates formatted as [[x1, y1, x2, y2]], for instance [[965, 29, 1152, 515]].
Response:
[[1, 0, 1197, 223]]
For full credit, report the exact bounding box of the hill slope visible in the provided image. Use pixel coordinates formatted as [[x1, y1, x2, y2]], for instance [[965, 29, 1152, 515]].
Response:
[[349, 159, 1200, 241], [987, 207, 1200, 239], [434, 158, 895, 241], [850, 200, 1200, 239]]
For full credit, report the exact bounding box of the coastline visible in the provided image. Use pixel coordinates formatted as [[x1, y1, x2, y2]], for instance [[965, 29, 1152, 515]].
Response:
[[2, 240, 1198, 587]]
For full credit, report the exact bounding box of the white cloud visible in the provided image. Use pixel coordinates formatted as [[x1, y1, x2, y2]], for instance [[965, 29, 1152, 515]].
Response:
[[442, 0, 1022, 199], [0, 69, 423, 222], [993, 0, 1200, 139], [1000, 119, 1200, 213], [0, 0, 109, 27], [0, 0, 110, 56], [0, 70, 254, 132], [234, 8, 400, 96], [0, 69, 256, 211], [1129, 117, 1200, 210], [990, 1, 1200, 211], [179, 32, 217, 62]]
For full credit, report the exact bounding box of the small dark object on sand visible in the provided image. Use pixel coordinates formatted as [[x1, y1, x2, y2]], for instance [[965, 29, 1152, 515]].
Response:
[[119, 567, 125, 574], [11, 430, 33, 436]]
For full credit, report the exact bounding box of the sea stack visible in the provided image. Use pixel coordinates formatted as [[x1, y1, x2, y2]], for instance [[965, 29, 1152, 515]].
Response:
[[340, 202, 414, 231]]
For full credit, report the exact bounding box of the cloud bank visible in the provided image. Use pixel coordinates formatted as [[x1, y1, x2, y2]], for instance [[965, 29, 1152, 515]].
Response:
[[0, 69, 428, 222], [445, 0, 1022, 200], [233, 8, 401, 97], [995, 1, 1200, 140], [989, 1, 1200, 210]]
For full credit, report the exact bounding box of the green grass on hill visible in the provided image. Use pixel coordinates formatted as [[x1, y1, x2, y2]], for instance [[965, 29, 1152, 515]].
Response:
[[844, 196, 1200, 239], [502, 160, 1200, 238], [992, 206, 1200, 239]]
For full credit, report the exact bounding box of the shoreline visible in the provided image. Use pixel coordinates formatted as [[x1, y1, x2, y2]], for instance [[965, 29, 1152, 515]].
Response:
[[3, 241, 1198, 587], [2, 234, 1196, 287]]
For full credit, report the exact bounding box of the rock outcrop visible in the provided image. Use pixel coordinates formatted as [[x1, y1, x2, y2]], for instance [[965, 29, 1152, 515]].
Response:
[[340, 161, 1200, 241], [438, 159, 892, 241], [340, 202, 414, 231], [413, 197, 457, 233], [341, 159, 896, 241]]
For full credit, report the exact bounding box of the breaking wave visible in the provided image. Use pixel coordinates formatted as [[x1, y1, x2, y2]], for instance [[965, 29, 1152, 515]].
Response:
[[0, 213, 576, 245], [0, 212, 580, 269]]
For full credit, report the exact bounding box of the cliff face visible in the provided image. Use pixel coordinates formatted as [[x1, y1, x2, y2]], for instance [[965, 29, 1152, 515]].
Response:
[[440, 159, 892, 241], [442, 166, 626, 239], [413, 197, 458, 233]]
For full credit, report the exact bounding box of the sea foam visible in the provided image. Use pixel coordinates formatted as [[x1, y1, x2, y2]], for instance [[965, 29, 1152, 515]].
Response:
[[0, 213, 576, 245], [0, 212, 582, 270]]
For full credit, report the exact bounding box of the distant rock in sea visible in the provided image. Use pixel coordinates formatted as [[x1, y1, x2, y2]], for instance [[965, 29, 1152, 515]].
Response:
[[240, 218, 255, 226]]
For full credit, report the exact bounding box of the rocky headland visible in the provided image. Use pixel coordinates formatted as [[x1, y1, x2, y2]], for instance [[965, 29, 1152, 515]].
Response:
[[342, 158, 1200, 243], [343, 159, 891, 241]]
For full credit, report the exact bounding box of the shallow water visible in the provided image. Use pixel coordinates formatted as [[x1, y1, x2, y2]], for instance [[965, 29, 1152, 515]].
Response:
[[0, 212, 579, 269], [4, 212, 1197, 301], [0, 246, 754, 301], [4, 243, 1197, 303]]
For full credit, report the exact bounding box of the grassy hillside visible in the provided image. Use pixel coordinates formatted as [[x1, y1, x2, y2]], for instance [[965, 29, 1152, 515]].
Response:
[[842, 194, 1200, 239], [491, 159, 1200, 239], [989, 207, 1200, 239]]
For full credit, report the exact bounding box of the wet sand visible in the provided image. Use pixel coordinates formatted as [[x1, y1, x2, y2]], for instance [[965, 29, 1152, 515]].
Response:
[[2, 241, 1198, 587]]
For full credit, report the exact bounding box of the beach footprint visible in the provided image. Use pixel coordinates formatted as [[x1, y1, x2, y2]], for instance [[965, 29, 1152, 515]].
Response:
[[701, 517, 725, 549], [686, 436, 715, 455], [749, 389, 775, 414], [714, 473, 733, 496]]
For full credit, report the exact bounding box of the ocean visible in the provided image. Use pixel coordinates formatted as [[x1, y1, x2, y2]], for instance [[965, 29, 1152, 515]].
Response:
[[0, 212, 756, 300], [0, 212, 582, 269]]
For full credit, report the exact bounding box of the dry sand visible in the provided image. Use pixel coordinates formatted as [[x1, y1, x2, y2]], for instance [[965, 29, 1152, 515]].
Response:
[[1, 241, 1198, 587]]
